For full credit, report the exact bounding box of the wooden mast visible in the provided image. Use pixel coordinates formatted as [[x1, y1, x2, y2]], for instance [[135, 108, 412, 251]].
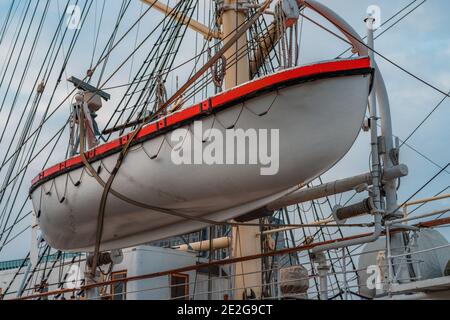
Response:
[[220, 0, 263, 300], [221, 0, 251, 88]]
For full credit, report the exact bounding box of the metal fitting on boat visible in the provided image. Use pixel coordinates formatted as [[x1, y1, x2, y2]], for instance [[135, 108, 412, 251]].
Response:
[[279, 265, 309, 299], [216, 0, 251, 13], [279, 0, 300, 27], [74, 92, 84, 103], [362, 118, 371, 132], [84, 92, 103, 113], [332, 198, 375, 224], [36, 81, 45, 94], [311, 252, 330, 300], [87, 249, 123, 268]]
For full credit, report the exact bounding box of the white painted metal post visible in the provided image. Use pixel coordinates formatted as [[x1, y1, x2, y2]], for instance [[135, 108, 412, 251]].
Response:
[[366, 16, 383, 219], [314, 252, 330, 300], [366, 12, 410, 285], [342, 247, 348, 300], [17, 212, 41, 298], [84, 255, 100, 300], [385, 225, 394, 292], [369, 27, 411, 287]]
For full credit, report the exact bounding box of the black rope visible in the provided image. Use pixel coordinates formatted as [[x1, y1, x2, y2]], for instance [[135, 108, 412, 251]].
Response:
[[0, 0, 16, 45], [300, 7, 450, 100], [0, 0, 49, 145], [0, 0, 33, 94], [0, 0, 92, 251]]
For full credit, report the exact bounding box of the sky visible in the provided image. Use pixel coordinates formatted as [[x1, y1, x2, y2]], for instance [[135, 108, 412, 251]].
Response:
[[0, 0, 449, 261]]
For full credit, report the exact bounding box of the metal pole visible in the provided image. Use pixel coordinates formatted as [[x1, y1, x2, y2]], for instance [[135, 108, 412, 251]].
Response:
[[17, 215, 42, 298], [403, 193, 450, 208], [17, 264, 33, 298], [84, 255, 100, 300], [374, 68, 397, 216], [314, 252, 329, 300], [369, 22, 411, 286], [366, 16, 383, 216], [342, 247, 348, 300], [267, 165, 407, 210], [385, 225, 394, 293], [309, 15, 386, 255]]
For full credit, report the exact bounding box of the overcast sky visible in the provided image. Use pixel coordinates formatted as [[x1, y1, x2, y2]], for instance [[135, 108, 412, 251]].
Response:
[[0, 0, 449, 261]]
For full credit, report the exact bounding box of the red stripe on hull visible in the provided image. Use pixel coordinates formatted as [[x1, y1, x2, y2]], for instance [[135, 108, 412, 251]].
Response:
[[30, 57, 371, 189]]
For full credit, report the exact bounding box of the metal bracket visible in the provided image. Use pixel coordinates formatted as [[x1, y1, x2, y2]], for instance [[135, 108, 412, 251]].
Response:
[[377, 136, 386, 155], [67, 76, 111, 101], [217, 0, 252, 13], [280, 0, 300, 27]]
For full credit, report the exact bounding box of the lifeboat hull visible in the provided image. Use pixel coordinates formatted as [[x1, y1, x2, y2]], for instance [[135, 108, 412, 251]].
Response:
[[30, 58, 373, 251]]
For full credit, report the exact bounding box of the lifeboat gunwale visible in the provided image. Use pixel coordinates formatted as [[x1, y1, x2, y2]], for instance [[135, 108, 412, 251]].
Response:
[[30, 57, 372, 193]]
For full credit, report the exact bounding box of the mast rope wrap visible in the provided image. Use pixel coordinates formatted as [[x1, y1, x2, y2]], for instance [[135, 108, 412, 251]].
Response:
[[208, 47, 227, 88]]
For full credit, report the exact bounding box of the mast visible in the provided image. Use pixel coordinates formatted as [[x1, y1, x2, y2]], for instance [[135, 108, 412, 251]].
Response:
[[221, 0, 251, 88], [220, 0, 263, 300]]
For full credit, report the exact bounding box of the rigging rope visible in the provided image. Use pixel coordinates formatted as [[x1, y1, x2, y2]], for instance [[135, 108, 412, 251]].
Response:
[[0, 0, 49, 145], [0, 0, 92, 252], [299, 6, 450, 100], [0, 0, 33, 100], [109, 0, 198, 137], [0, 0, 148, 173], [0, 0, 16, 46]]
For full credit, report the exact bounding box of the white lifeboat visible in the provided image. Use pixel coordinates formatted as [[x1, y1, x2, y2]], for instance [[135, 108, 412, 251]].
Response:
[[30, 57, 373, 252]]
